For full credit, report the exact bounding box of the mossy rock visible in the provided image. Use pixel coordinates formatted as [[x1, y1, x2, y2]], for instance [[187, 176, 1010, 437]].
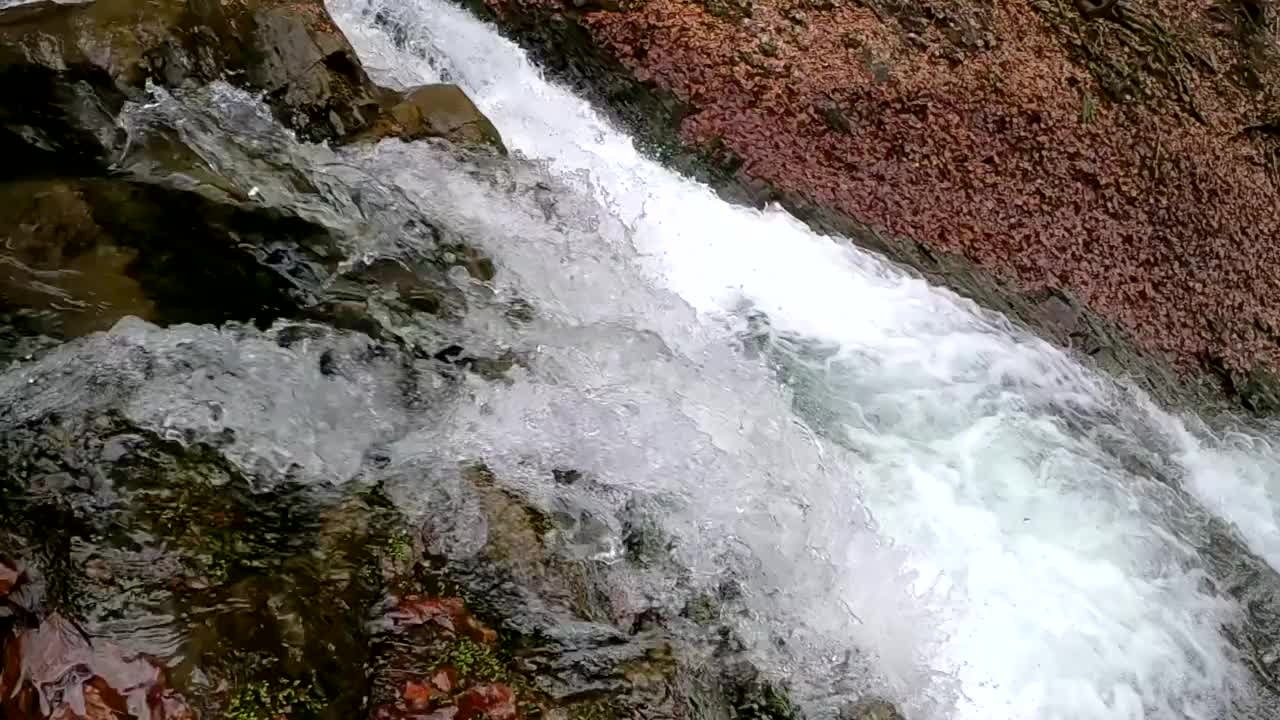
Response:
[[842, 697, 905, 720], [0, 410, 413, 719]]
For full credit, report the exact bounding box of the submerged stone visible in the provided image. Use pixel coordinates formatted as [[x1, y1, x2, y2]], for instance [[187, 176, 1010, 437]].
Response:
[[0, 177, 338, 341], [360, 83, 507, 153], [841, 698, 904, 720], [0, 612, 194, 720]]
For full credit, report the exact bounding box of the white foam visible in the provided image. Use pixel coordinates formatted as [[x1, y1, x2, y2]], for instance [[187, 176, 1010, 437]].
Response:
[[122, 3, 1276, 716]]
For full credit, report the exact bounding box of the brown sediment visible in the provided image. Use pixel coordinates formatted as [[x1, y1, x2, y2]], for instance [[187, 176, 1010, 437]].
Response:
[[480, 0, 1280, 407]]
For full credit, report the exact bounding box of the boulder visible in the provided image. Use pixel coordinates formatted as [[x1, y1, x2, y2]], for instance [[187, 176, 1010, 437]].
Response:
[[0, 0, 382, 156], [362, 83, 507, 153], [0, 0, 506, 173], [0, 177, 340, 342], [842, 698, 905, 720]]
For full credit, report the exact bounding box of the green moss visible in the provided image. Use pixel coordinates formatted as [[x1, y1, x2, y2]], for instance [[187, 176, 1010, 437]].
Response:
[[729, 676, 799, 720], [567, 698, 622, 720], [441, 637, 507, 682], [363, 523, 414, 587], [737, 685, 796, 720], [226, 676, 327, 720], [385, 528, 413, 565], [682, 592, 721, 626], [1080, 89, 1098, 125], [704, 0, 753, 20]]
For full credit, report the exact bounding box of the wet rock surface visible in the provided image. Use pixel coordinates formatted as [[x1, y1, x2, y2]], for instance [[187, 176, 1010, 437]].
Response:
[[0, 326, 841, 719], [0, 4, 842, 715], [0, 402, 393, 718], [0, 0, 373, 159], [0, 177, 338, 343], [457, 0, 1280, 416], [0, 0, 510, 369], [0, 0, 503, 172], [361, 84, 508, 152]]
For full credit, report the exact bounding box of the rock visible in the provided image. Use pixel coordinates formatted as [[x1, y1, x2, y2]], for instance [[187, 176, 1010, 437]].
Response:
[[0, 0, 384, 159], [0, 177, 339, 342], [455, 683, 518, 720], [841, 697, 904, 720], [620, 499, 673, 567], [1231, 364, 1280, 415], [0, 0, 509, 365], [0, 383, 816, 720], [0, 613, 193, 720], [374, 461, 820, 720], [362, 84, 507, 153], [0, 398, 418, 718], [0, 0, 507, 174], [242, 1, 383, 139], [722, 664, 800, 720], [0, 179, 155, 339]]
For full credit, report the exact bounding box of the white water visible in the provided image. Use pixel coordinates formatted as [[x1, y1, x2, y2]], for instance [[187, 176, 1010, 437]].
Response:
[[307, 2, 1280, 718], [2, 0, 1268, 716]]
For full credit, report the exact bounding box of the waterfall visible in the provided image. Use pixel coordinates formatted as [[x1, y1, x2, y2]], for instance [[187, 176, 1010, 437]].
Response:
[[4, 0, 1279, 717]]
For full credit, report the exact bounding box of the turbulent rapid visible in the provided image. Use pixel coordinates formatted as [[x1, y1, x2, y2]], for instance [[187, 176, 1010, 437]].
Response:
[[327, 1, 1280, 717], [5, 0, 1280, 718]]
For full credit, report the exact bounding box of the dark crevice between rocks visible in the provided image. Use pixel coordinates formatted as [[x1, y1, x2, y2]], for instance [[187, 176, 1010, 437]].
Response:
[[0, 63, 129, 180]]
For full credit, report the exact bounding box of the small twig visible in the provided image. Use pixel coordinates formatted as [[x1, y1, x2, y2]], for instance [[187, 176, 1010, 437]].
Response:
[[1151, 136, 1162, 181]]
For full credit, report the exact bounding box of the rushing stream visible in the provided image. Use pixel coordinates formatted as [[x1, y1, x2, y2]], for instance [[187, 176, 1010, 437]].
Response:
[[5, 0, 1280, 718], [326, 2, 1280, 718]]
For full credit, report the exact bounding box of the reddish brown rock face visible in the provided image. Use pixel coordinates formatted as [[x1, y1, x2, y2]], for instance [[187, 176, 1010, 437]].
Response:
[[486, 0, 1280, 388], [456, 684, 518, 720], [369, 594, 522, 720]]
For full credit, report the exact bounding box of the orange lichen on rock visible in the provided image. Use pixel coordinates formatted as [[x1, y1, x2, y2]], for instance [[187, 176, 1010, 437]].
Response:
[[491, 0, 1280, 383]]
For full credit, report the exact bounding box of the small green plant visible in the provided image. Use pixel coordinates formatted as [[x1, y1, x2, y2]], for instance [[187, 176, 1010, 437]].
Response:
[[226, 676, 326, 720], [568, 699, 621, 720], [441, 638, 506, 682], [385, 528, 413, 565], [204, 554, 232, 585], [1080, 89, 1098, 125]]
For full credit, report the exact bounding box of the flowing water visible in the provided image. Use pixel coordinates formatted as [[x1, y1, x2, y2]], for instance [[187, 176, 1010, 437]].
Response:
[[326, 2, 1280, 718], [6, 0, 1280, 718]]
